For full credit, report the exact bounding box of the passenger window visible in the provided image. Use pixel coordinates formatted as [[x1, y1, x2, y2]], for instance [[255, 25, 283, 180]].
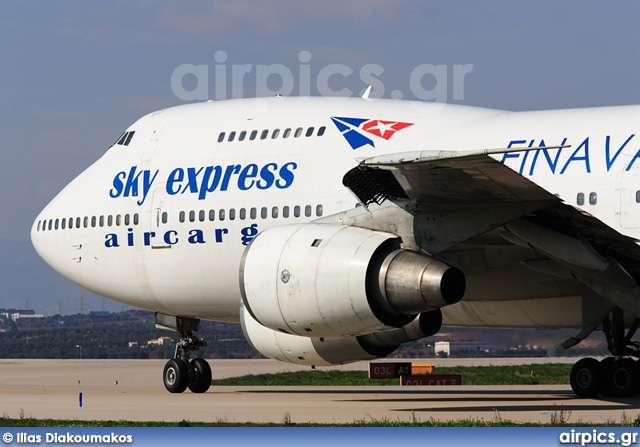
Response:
[[635, 191, 640, 203], [294, 206, 301, 217], [305, 205, 312, 217], [239, 131, 247, 141], [61, 218, 66, 230], [116, 215, 121, 226], [37, 220, 42, 231], [217, 132, 225, 143], [250, 207, 257, 219], [162, 212, 168, 224], [294, 127, 303, 137], [209, 210, 215, 221], [589, 192, 598, 205], [240, 208, 246, 220], [219, 209, 226, 221], [189, 211, 195, 222], [83, 217, 89, 228], [306, 127, 314, 137], [91, 216, 96, 228], [179, 211, 185, 223], [133, 213, 139, 225], [283, 206, 290, 218], [228, 131, 236, 142], [229, 208, 236, 220], [76, 217, 81, 228], [577, 193, 585, 206], [317, 126, 326, 136], [316, 204, 323, 216], [124, 215, 130, 226], [107, 215, 113, 226], [55, 218, 59, 230], [283, 128, 291, 138], [250, 130, 258, 140], [199, 210, 205, 222], [272, 207, 279, 218], [272, 129, 280, 139], [48, 220, 53, 230], [261, 129, 269, 140], [99, 216, 104, 227], [261, 207, 267, 219]]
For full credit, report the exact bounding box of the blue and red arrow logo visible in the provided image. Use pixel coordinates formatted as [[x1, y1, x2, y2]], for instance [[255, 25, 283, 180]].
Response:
[[330, 117, 414, 150]]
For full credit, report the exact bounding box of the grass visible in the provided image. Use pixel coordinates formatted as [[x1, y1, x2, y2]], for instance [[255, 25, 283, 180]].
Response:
[[2, 411, 640, 427], [210, 364, 573, 386]]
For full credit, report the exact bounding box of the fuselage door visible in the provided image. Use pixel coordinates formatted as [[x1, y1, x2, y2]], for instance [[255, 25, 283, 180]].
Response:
[[142, 126, 164, 161], [150, 186, 171, 249], [617, 166, 640, 229]]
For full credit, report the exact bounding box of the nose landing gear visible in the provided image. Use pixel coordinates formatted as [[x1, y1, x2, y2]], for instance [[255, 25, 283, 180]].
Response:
[[156, 313, 212, 394]]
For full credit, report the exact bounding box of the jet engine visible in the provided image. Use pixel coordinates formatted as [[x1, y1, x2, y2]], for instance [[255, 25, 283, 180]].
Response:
[[240, 223, 465, 338], [241, 305, 444, 366]]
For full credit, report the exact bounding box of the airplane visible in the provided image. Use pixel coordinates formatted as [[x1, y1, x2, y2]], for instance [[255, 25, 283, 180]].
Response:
[[31, 95, 640, 398]]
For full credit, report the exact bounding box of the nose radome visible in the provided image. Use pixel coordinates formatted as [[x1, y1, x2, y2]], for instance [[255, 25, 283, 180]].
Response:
[[31, 210, 45, 257]]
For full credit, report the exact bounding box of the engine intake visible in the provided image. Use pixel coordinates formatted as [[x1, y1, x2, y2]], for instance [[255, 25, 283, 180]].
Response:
[[240, 223, 465, 338]]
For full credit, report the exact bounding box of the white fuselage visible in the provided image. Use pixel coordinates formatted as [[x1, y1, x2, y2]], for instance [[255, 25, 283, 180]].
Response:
[[31, 97, 640, 328]]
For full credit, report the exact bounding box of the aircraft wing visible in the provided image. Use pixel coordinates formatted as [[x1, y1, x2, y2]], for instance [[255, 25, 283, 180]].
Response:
[[344, 150, 562, 207], [343, 148, 640, 320]]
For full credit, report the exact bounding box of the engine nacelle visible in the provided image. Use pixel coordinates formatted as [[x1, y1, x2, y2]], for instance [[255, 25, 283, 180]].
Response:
[[240, 223, 464, 338], [240, 306, 444, 366]]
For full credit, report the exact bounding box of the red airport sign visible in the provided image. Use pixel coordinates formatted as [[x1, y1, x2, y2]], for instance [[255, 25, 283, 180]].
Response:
[[400, 375, 462, 386], [368, 362, 412, 378]]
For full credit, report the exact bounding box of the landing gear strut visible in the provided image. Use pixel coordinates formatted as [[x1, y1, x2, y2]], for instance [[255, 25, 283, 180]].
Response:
[[156, 313, 212, 394], [570, 309, 640, 398]]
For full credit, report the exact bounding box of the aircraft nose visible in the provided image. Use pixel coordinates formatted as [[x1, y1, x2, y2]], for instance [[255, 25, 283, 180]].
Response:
[[31, 212, 44, 256], [30, 194, 65, 267]]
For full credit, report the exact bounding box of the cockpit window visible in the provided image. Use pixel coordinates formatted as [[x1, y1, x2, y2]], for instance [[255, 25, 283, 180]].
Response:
[[124, 131, 135, 145], [116, 131, 136, 146]]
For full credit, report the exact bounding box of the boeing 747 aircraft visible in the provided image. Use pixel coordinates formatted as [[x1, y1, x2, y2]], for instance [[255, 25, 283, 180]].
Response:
[[31, 96, 640, 397]]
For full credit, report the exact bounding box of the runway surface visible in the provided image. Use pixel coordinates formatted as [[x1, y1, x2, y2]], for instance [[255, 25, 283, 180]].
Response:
[[1, 359, 637, 424]]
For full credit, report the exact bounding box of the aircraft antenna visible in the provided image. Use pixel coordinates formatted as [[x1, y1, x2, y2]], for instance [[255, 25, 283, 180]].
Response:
[[361, 85, 372, 100]]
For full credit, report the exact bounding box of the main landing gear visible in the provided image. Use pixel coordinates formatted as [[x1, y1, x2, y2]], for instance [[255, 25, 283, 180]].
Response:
[[570, 310, 640, 398], [156, 313, 212, 394]]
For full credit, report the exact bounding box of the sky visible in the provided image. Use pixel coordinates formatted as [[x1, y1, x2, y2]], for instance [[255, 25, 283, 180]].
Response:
[[0, 1, 639, 312], [2, 1, 640, 242]]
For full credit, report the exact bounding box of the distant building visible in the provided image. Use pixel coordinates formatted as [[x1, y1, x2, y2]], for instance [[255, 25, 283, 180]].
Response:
[[434, 341, 495, 356], [147, 336, 172, 346], [128, 341, 139, 348], [89, 311, 110, 318], [1, 309, 35, 320], [52, 320, 66, 327], [11, 312, 44, 321]]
